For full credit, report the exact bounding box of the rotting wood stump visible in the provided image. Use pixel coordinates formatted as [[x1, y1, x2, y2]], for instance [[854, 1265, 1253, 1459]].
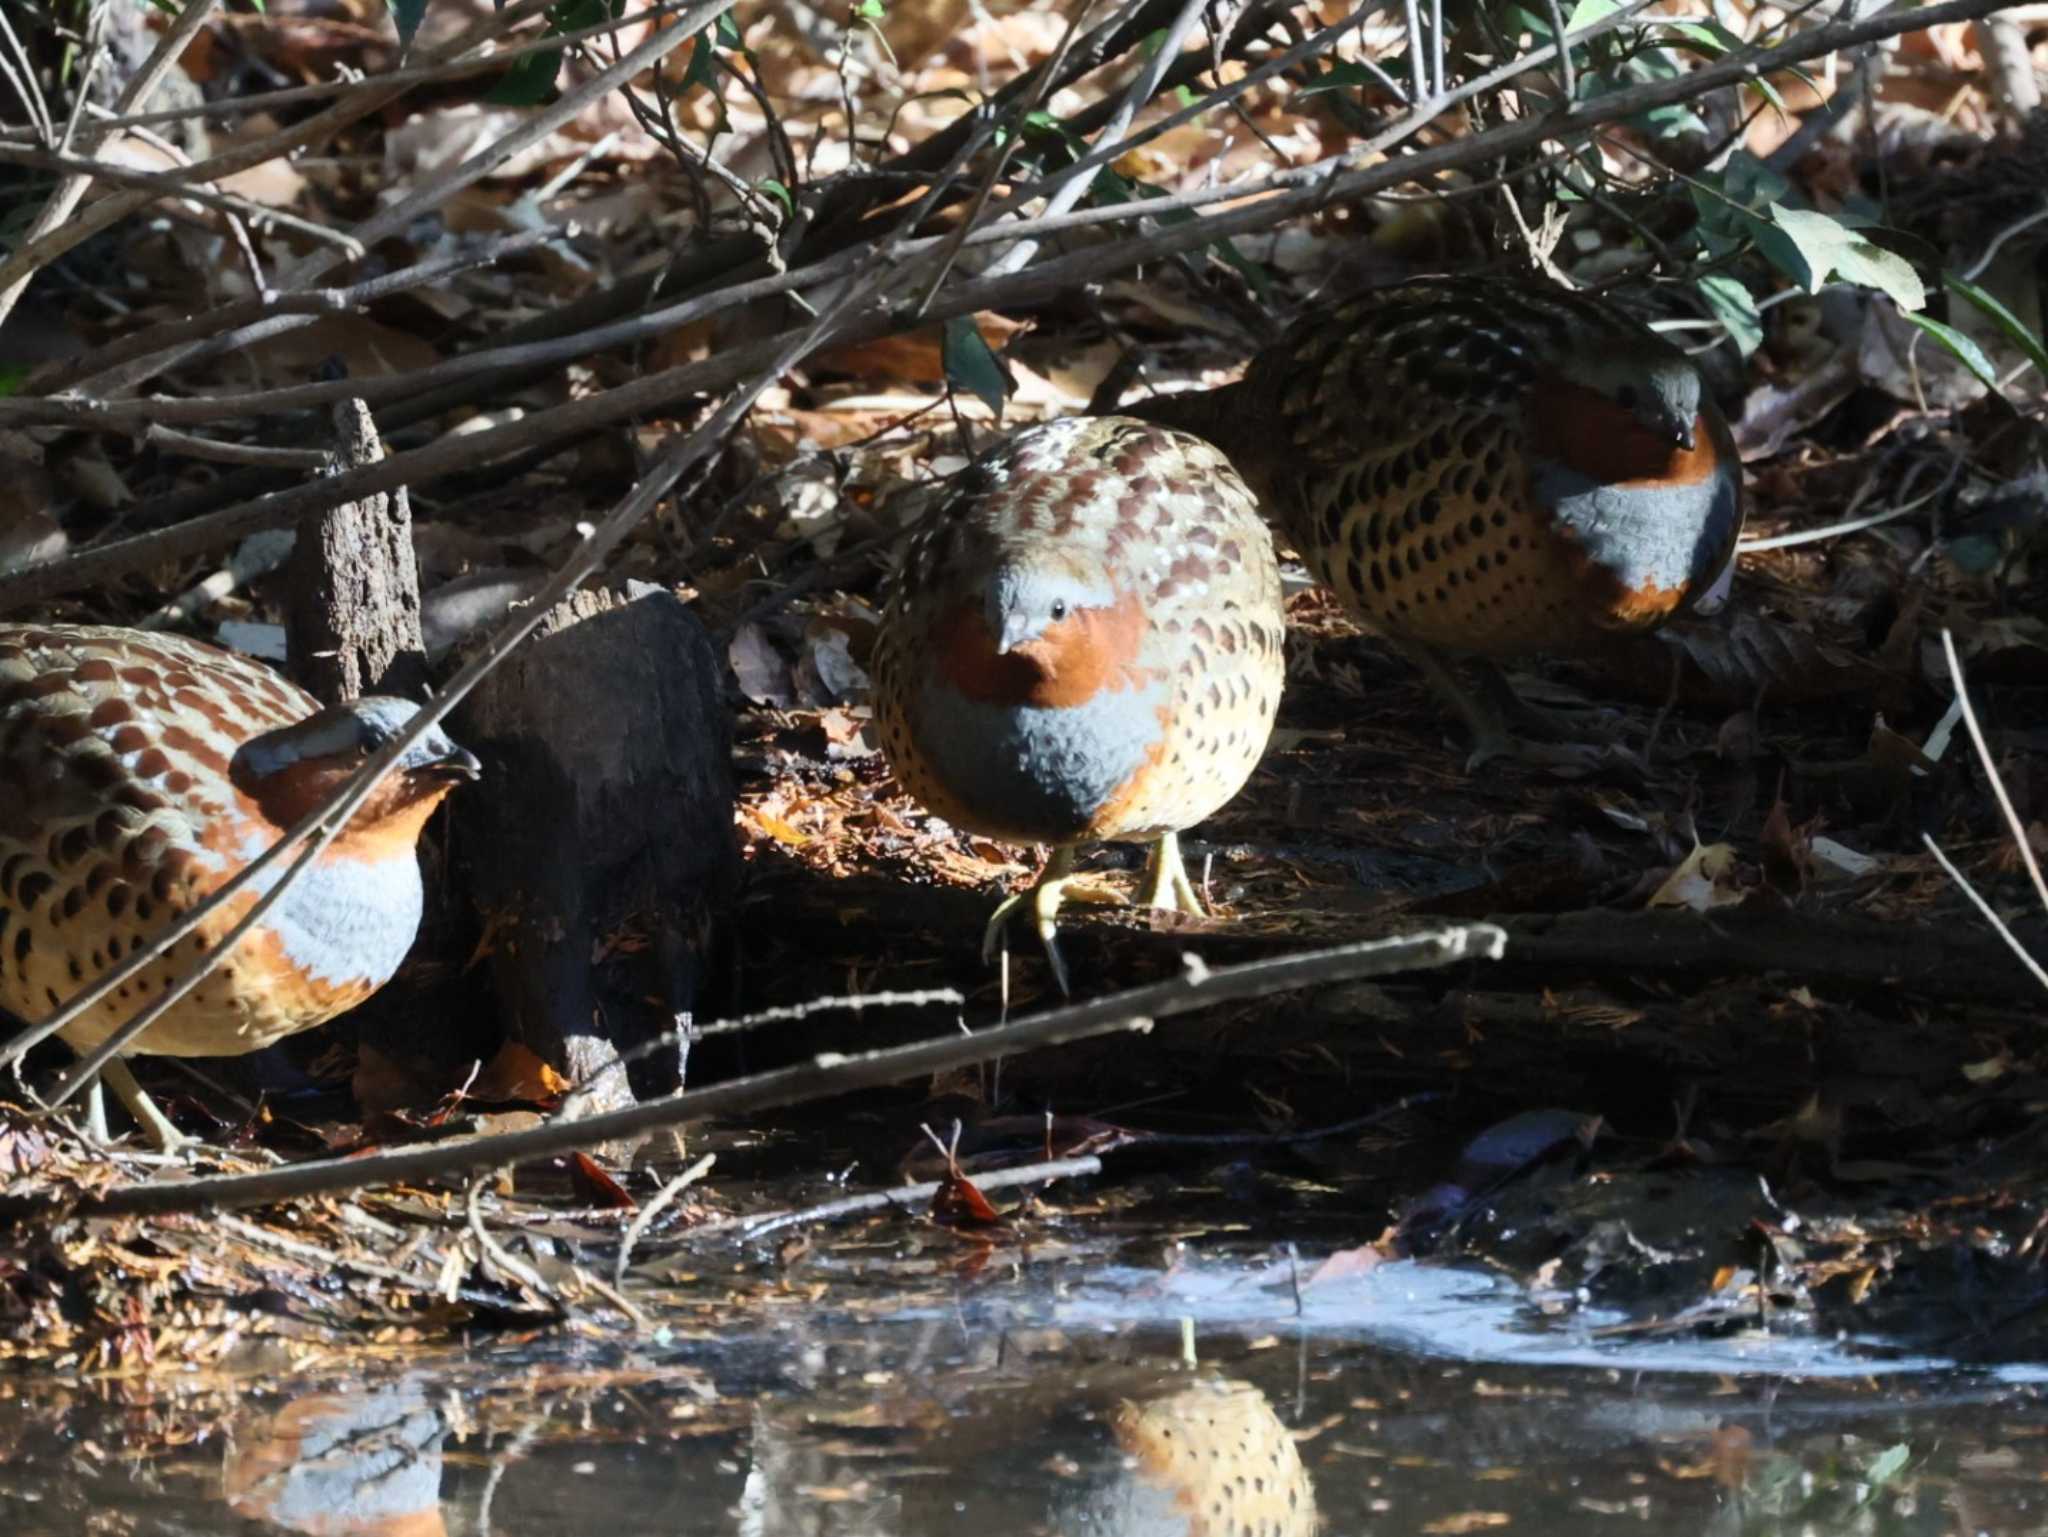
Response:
[[286, 397, 430, 705], [452, 586, 739, 1111]]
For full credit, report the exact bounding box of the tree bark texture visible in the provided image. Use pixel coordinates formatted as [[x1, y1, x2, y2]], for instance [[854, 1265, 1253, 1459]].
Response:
[[286, 397, 429, 704], [452, 586, 739, 1110]]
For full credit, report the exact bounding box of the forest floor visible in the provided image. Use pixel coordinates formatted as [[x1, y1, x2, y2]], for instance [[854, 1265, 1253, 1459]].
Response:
[[1, 0, 2045, 1378]]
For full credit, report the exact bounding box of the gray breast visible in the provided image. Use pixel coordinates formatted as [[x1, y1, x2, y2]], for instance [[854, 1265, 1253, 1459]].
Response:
[[1529, 456, 1738, 596], [250, 852, 427, 991], [913, 679, 1169, 844]]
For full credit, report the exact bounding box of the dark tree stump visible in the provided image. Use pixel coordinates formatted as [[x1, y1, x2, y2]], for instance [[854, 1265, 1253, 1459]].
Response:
[[452, 586, 739, 1110], [287, 398, 429, 704]]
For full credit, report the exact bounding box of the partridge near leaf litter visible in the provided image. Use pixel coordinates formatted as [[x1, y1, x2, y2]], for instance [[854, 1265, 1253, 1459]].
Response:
[[1136, 276, 1745, 765], [0, 625, 479, 1149], [872, 417, 1286, 992]]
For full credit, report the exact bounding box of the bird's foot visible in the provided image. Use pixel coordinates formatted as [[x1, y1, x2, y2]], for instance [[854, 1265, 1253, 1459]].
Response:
[[1137, 830, 1207, 918], [1407, 649, 1638, 774], [981, 846, 1079, 996], [101, 1059, 196, 1155], [1483, 677, 1628, 748]]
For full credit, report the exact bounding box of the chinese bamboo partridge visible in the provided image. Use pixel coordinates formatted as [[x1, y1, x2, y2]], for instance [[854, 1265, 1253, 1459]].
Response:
[[872, 417, 1286, 992], [0, 624, 479, 1148], [1134, 276, 1744, 765]]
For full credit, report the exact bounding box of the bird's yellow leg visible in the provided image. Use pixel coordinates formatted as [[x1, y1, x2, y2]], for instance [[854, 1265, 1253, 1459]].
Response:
[[982, 845, 1079, 995], [84, 1080, 112, 1144], [1138, 830, 1205, 916], [101, 1059, 193, 1154]]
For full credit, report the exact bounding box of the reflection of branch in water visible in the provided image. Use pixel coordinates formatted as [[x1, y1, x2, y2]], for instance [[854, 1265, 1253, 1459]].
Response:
[[477, 1419, 545, 1537]]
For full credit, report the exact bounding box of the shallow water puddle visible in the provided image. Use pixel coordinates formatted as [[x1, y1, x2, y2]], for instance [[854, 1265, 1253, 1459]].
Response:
[[4, 1256, 2047, 1535]]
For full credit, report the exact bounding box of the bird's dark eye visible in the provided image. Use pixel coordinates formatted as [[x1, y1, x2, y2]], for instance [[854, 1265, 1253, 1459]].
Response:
[[1049, 599, 1068, 621], [1615, 384, 1639, 409]]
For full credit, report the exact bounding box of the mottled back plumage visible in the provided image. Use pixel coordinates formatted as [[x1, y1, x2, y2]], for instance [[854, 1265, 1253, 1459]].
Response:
[[1138, 277, 1744, 660], [0, 625, 472, 1064]]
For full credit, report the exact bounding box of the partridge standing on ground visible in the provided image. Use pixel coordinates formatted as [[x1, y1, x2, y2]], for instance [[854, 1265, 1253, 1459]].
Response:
[[1133, 276, 1745, 765], [0, 624, 479, 1149], [872, 417, 1286, 992]]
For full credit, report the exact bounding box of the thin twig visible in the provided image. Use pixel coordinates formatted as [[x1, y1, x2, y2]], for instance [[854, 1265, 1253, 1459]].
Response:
[[726, 1155, 1105, 1242], [1942, 629, 2048, 919], [465, 1175, 561, 1306], [142, 427, 330, 468], [614, 1153, 716, 1284], [0, 143, 366, 255], [0, 0, 219, 328], [0, 0, 562, 307], [1736, 484, 1946, 552], [983, 0, 1210, 279], [35, 229, 554, 395], [1921, 835, 2048, 995], [81, 925, 1507, 1215]]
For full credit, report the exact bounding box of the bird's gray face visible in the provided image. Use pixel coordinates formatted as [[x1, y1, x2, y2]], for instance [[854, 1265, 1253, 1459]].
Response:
[[236, 697, 481, 783], [985, 560, 1116, 654], [1566, 349, 1703, 449]]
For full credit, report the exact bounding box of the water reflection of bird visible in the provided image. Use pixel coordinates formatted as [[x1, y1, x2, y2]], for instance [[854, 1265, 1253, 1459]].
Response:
[[222, 1387, 447, 1537], [0, 625, 478, 1148], [1051, 1375, 1320, 1537]]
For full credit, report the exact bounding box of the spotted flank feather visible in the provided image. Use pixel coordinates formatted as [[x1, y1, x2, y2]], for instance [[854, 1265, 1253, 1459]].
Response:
[[1135, 277, 1745, 661], [0, 625, 472, 1063], [872, 417, 1286, 850]]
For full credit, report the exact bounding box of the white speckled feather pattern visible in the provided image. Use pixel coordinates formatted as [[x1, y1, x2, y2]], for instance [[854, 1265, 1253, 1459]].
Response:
[[872, 417, 1286, 849]]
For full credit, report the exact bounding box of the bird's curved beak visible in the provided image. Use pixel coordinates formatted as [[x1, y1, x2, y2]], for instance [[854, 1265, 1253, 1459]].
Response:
[[425, 747, 483, 782], [1673, 419, 1697, 452]]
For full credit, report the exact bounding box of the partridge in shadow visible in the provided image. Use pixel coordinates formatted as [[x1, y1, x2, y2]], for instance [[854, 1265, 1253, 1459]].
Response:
[[1133, 275, 1745, 767]]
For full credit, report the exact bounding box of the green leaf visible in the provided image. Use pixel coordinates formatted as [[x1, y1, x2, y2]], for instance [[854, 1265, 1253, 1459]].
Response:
[[486, 0, 610, 105], [855, 0, 885, 16], [1695, 273, 1763, 358], [1562, 0, 1620, 31], [942, 316, 1012, 418], [387, 0, 430, 50], [487, 49, 565, 104], [1767, 204, 1926, 310], [1746, 73, 1790, 122], [1689, 151, 1787, 238], [0, 364, 29, 398], [1651, 17, 1738, 52], [1903, 314, 2002, 391], [756, 178, 794, 215], [1947, 272, 2048, 377]]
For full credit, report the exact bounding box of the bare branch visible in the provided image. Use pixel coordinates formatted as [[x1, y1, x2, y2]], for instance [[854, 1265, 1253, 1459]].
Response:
[[79, 924, 1508, 1216]]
